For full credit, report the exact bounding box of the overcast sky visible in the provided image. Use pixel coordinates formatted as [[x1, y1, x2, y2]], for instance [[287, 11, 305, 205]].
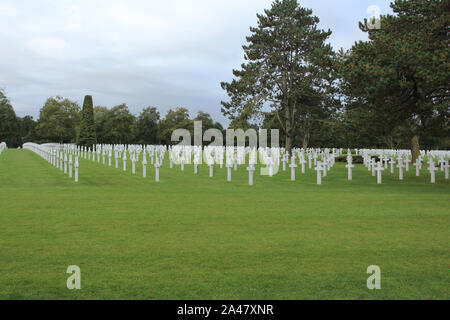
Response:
[[0, 0, 393, 125]]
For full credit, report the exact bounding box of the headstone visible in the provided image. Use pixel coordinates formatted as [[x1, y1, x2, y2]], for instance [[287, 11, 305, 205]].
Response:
[[346, 157, 354, 181], [404, 157, 411, 171], [142, 156, 147, 178], [209, 162, 214, 178], [64, 153, 68, 174], [60, 152, 64, 171], [289, 157, 297, 181], [247, 164, 255, 186], [443, 160, 449, 180], [414, 158, 421, 177], [371, 158, 376, 177], [226, 163, 232, 182], [389, 157, 395, 174], [131, 153, 136, 174], [375, 161, 384, 184], [315, 161, 324, 185], [282, 155, 287, 171], [299, 156, 306, 174], [428, 160, 438, 183], [397, 158, 405, 180], [155, 160, 160, 182], [68, 155, 73, 178], [74, 156, 79, 182]]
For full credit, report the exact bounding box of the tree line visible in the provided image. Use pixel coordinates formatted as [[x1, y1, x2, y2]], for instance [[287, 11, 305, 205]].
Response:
[[1, 0, 448, 152], [221, 0, 449, 158], [0, 90, 225, 147]]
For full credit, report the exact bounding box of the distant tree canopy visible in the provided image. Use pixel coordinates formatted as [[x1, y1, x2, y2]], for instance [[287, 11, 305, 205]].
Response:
[[340, 0, 449, 158], [36, 96, 80, 144], [0, 90, 20, 147], [137, 107, 160, 145], [221, 0, 338, 152], [0, 0, 447, 150]]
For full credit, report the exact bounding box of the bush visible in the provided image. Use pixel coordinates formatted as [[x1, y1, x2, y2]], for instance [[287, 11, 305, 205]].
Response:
[[336, 155, 364, 164]]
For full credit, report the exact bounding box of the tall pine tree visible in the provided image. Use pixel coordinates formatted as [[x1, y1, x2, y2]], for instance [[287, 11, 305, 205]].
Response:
[[221, 0, 336, 152]]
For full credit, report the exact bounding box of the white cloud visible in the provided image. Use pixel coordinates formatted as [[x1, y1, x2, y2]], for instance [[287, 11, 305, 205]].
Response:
[[66, 5, 81, 31], [28, 36, 71, 59], [0, 3, 18, 17]]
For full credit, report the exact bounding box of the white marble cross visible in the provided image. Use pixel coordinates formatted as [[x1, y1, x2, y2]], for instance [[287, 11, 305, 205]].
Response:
[[226, 162, 233, 182], [64, 153, 68, 174], [397, 158, 405, 180], [375, 161, 384, 184], [371, 158, 376, 177], [142, 156, 147, 178], [69, 155, 73, 178], [443, 161, 449, 180], [389, 157, 395, 174], [289, 157, 297, 181], [74, 156, 79, 182], [247, 164, 255, 186], [123, 151, 127, 171], [60, 152, 64, 171], [281, 154, 288, 171], [131, 153, 136, 175], [208, 161, 214, 177], [404, 157, 411, 171], [299, 155, 306, 174], [414, 157, 421, 177], [154, 159, 161, 182], [315, 161, 324, 185], [428, 160, 438, 183], [346, 156, 354, 181]]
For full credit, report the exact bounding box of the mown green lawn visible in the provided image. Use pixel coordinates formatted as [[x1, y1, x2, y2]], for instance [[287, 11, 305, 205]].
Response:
[[0, 149, 448, 299]]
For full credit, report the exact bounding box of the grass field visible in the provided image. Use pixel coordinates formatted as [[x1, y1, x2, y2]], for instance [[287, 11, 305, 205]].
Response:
[[0, 148, 448, 299]]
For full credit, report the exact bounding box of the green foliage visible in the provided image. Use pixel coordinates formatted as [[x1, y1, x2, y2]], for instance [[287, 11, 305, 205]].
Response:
[[158, 107, 192, 145], [18, 116, 37, 143], [340, 0, 449, 153], [104, 104, 137, 144], [36, 96, 80, 144], [137, 107, 160, 145], [0, 90, 20, 147], [93, 106, 110, 144], [77, 95, 97, 147], [221, 0, 337, 151]]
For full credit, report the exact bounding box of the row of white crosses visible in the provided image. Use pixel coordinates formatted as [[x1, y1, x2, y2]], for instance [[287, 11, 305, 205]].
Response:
[[358, 149, 450, 184], [55, 143, 449, 186], [23, 143, 79, 182], [71, 144, 168, 182], [0, 142, 6, 156]]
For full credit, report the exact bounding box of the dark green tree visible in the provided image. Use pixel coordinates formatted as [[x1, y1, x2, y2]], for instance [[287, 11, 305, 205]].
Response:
[[36, 96, 80, 143], [341, 0, 449, 160], [0, 90, 20, 147], [104, 104, 136, 144], [137, 107, 160, 145], [221, 0, 336, 152], [158, 107, 192, 145], [77, 95, 97, 147], [93, 106, 110, 144], [19, 116, 37, 143]]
